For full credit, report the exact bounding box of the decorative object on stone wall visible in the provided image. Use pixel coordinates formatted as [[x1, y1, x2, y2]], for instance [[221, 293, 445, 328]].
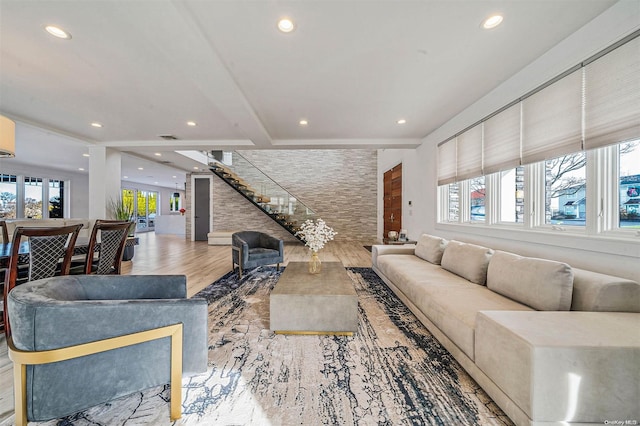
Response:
[[296, 218, 337, 274]]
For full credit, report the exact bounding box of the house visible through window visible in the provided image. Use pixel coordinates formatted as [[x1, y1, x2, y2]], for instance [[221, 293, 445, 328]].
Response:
[[619, 141, 640, 228], [470, 176, 485, 222]]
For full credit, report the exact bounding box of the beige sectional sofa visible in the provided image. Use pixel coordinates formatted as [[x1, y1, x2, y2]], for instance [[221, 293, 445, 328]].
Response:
[[372, 234, 640, 426]]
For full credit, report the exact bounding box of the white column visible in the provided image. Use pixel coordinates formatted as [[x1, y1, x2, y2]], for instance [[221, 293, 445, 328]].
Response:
[[88, 146, 122, 219]]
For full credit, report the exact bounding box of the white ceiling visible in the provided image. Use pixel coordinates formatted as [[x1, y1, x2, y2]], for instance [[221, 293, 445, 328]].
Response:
[[0, 0, 619, 188]]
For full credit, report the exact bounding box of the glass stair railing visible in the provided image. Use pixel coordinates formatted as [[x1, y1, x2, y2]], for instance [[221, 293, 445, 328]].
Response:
[[207, 151, 316, 240]]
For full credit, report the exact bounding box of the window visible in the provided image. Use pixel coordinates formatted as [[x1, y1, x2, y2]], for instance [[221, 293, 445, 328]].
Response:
[[48, 180, 64, 218], [24, 177, 43, 219], [447, 183, 459, 222], [470, 176, 486, 222], [434, 35, 639, 243], [545, 153, 586, 226], [619, 141, 640, 228], [124, 188, 158, 231], [0, 174, 17, 219], [170, 192, 181, 212], [500, 167, 524, 223]]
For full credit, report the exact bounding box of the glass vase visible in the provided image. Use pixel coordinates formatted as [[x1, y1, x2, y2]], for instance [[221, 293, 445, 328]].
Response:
[[308, 251, 322, 274]]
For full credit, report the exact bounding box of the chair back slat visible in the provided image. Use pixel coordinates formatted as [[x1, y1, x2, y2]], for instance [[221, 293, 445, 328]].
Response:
[[28, 234, 70, 281], [84, 220, 132, 275], [3, 223, 82, 338]]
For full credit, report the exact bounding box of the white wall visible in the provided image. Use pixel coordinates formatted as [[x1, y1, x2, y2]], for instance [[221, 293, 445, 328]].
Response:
[[379, 2, 640, 282]]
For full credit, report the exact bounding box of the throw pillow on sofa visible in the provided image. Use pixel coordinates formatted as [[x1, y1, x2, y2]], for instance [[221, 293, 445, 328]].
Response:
[[487, 250, 574, 311], [414, 234, 448, 264], [440, 240, 493, 285]]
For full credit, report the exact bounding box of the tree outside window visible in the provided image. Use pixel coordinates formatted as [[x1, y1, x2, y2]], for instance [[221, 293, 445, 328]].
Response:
[[545, 153, 586, 226], [24, 177, 43, 219], [448, 183, 459, 221], [0, 175, 17, 219]]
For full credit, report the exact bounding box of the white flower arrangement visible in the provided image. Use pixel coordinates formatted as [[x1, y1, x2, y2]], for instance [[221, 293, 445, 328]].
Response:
[[296, 218, 337, 252]]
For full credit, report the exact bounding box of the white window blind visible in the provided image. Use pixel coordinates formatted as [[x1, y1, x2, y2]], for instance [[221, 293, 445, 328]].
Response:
[[483, 103, 522, 175], [521, 69, 583, 165], [456, 125, 483, 180], [437, 138, 457, 186], [584, 36, 640, 150]]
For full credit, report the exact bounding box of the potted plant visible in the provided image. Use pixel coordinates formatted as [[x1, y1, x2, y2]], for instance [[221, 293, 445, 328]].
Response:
[[107, 197, 136, 260]]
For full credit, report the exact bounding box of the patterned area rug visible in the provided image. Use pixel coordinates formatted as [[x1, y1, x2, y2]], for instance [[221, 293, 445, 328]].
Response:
[[28, 266, 513, 426]]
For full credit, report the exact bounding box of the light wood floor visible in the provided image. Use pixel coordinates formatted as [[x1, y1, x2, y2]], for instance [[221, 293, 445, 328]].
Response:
[[0, 233, 374, 423]]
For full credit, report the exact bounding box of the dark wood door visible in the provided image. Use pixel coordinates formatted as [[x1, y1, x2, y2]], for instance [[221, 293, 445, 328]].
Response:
[[383, 164, 402, 239]]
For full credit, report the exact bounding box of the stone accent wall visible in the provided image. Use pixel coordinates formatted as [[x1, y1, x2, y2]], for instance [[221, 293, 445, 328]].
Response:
[[240, 150, 377, 242], [188, 149, 377, 243], [212, 177, 298, 242]]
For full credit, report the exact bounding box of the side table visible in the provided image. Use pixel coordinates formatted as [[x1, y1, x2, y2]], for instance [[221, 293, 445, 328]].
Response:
[[383, 238, 417, 245]]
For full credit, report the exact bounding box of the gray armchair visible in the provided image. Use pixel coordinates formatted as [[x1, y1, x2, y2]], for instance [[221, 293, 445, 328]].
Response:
[[7, 274, 208, 422], [232, 231, 284, 278]]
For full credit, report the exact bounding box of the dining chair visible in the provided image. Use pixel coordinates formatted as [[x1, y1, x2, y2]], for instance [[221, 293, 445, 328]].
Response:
[[0, 220, 7, 332], [71, 220, 132, 275], [0, 220, 8, 244], [3, 223, 82, 338]]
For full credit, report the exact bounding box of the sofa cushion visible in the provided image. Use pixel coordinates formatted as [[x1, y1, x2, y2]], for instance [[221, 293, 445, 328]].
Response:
[[487, 251, 573, 311], [571, 268, 640, 312], [422, 287, 532, 360], [440, 240, 493, 285], [414, 234, 447, 264]]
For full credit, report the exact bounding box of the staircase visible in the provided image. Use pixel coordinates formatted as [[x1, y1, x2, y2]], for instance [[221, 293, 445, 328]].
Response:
[[208, 152, 315, 241]]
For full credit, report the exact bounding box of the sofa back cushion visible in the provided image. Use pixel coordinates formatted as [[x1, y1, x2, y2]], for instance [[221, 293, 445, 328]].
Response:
[[414, 234, 447, 264], [571, 268, 640, 312], [440, 240, 493, 285], [487, 250, 574, 311]]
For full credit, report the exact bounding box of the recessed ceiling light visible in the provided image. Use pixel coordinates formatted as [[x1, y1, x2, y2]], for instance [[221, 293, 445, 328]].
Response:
[[193, 166, 200, 170], [186, 121, 197, 126], [91, 122, 103, 128], [45, 25, 71, 39], [123, 176, 128, 179], [154, 152, 162, 156], [78, 167, 85, 171], [277, 18, 295, 33], [138, 167, 144, 170], [482, 14, 503, 29], [154, 181, 158, 184], [299, 119, 308, 126], [172, 175, 177, 178], [82, 153, 90, 157], [397, 119, 407, 125]]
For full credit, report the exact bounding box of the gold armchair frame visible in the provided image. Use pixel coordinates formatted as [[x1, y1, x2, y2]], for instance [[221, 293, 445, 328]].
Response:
[[8, 323, 183, 425]]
